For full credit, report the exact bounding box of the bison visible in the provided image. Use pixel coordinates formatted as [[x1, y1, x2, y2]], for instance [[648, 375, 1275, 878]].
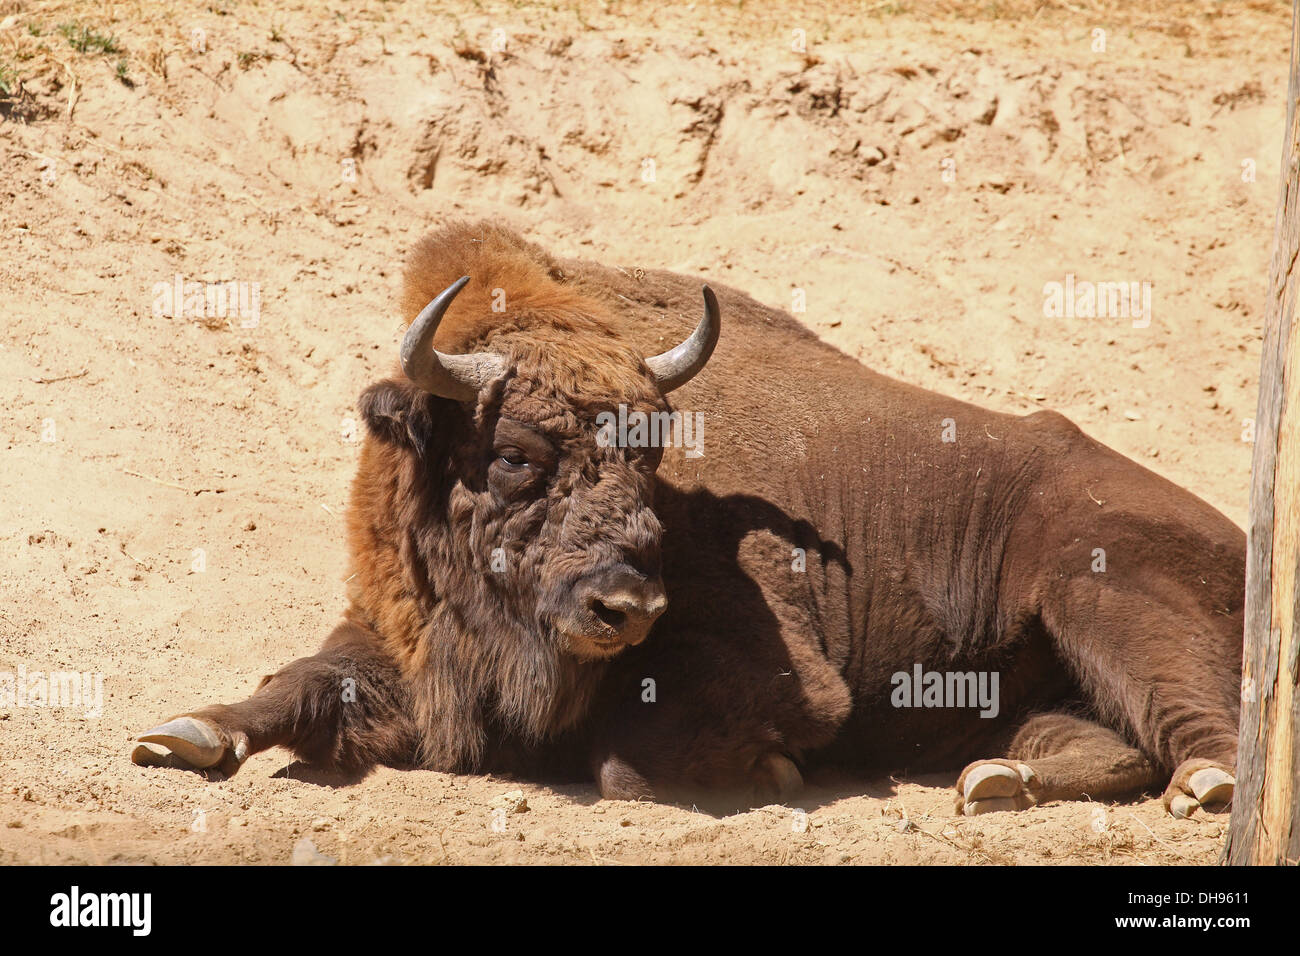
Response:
[[133, 221, 1242, 819]]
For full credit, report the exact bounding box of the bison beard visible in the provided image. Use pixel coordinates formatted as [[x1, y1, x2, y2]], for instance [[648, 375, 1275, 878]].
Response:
[[352, 377, 614, 774], [133, 220, 1244, 820]]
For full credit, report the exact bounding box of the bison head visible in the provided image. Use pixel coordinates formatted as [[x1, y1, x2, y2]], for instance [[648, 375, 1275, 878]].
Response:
[[360, 275, 719, 666]]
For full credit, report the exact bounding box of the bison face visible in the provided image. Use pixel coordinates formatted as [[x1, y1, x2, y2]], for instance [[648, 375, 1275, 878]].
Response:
[[367, 276, 719, 664], [482, 392, 670, 660]]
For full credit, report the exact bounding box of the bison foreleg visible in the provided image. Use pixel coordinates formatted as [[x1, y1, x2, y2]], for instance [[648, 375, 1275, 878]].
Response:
[[596, 749, 804, 811], [132, 619, 416, 778]]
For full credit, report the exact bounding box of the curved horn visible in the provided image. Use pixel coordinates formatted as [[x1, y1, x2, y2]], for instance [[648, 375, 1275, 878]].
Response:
[[645, 285, 721, 393], [400, 275, 507, 402]]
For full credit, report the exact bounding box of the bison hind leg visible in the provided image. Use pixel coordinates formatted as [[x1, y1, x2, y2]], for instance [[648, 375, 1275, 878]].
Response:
[[955, 712, 1163, 816]]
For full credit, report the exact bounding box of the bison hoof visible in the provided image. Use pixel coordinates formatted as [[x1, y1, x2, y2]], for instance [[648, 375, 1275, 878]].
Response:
[[1189, 768, 1234, 807], [955, 760, 1038, 816], [597, 755, 655, 802], [753, 752, 804, 805], [965, 797, 1024, 815], [133, 716, 246, 774], [131, 741, 200, 770], [1162, 761, 1234, 819]]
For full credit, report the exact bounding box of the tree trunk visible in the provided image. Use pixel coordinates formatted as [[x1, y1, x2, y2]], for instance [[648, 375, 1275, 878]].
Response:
[[1223, 0, 1300, 867]]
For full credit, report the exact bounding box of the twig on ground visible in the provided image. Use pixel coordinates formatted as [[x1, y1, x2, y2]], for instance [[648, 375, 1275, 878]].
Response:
[[31, 368, 88, 384]]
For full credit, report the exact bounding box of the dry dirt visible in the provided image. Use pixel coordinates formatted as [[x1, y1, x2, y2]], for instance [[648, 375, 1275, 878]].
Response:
[[0, 0, 1287, 864]]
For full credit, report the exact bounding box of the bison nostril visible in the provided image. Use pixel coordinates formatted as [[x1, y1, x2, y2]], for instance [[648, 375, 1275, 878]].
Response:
[[589, 599, 627, 631]]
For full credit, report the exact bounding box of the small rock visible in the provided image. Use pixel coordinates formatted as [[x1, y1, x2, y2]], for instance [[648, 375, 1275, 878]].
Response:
[[492, 790, 529, 814]]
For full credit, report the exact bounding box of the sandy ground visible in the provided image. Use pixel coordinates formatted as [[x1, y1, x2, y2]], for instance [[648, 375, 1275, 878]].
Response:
[[0, 0, 1286, 864]]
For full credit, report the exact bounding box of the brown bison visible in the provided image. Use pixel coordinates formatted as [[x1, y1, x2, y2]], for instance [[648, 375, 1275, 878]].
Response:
[[133, 221, 1242, 819]]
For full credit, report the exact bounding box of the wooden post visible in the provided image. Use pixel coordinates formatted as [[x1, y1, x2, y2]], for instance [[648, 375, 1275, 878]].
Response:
[[1224, 0, 1300, 867]]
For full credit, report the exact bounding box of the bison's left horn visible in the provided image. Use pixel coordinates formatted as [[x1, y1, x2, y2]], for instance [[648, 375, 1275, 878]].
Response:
[[401, 275, 507, 402], [645, 285, 721, 394]]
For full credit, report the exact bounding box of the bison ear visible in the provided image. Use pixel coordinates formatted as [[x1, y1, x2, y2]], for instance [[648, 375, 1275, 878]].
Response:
[[358, 379, 434, 451]]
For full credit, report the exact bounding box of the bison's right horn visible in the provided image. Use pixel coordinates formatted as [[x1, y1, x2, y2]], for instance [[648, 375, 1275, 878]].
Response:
[[645, 286, 721, 394], [401, 275, 507, 402]]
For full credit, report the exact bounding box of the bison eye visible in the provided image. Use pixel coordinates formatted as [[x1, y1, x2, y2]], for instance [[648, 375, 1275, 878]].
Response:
[[497, 449, 529, 469]]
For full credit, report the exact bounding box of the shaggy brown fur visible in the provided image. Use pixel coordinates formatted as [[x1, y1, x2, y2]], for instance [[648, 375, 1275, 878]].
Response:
[[142, 220, 1245, 814]]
